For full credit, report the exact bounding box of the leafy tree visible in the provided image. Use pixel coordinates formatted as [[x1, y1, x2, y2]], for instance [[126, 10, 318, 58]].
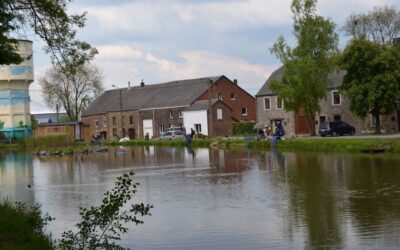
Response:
[[343, 5, 400, 44], [269, 0, 338, 135], [58, 171, 153, 249], [340, 39, 400, 133], [0, 0, 97, 66], [0, 2, 23, 65], [40, 63, 104, 121], [30, 115, 38, 131]]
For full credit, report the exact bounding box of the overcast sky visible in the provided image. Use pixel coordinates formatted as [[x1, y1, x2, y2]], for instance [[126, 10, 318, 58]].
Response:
[[29, 0, 400, 112]]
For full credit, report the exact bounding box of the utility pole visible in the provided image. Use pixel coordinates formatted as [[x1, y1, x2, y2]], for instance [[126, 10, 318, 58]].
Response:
[[56, 104, 59, 122], [208, 79, 213, 137], [119, 89, 123, 138]]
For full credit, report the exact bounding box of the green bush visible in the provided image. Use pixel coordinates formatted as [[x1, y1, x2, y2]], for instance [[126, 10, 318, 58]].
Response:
[[58, 171, 152, 249], [232, 121, 257, 136], [0, 201, 54, 249]]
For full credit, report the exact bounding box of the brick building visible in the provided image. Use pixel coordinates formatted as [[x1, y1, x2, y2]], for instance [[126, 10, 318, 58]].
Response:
[[183, 99, 233, 137], [82, 76, 255, 140], [256, 66, 400, 137]]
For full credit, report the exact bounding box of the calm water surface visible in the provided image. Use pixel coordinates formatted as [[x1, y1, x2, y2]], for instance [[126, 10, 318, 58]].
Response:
[[1, 147, 400, 249]]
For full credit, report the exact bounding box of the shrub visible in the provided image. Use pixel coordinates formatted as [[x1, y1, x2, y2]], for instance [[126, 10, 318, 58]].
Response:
[[0, 201, 54, 249], [22, 135, 73, 148], [58, 171, 153, 249], [232, 121, 257, 136]]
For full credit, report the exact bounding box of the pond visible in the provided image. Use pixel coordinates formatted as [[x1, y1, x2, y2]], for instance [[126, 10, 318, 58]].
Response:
[[1, 146, 400, 249]]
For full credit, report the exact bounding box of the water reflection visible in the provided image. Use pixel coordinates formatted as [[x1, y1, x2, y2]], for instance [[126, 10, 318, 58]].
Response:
[[0, 150, 34, 204], [1, 147, 400, 249]]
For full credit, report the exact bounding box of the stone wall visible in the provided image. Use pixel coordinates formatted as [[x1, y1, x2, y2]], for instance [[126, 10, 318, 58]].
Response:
[[256, 90, 399, 136], [256, 95, 296, 137], [319, 91, 398, 134], [139, 107, 185, 138]]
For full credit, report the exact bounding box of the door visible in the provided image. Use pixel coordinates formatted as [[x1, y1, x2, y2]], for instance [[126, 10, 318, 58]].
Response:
[[100, 131, 107, 140], [398, 111, 400, 131], [128, 128, 135, 139], [295, 109, 310, 134], [143, 119, 153, 138]]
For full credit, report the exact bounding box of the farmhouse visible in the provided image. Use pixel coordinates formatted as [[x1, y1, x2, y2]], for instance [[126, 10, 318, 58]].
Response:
[[82, 75, 255, 140], [256, 66, 400, 136]]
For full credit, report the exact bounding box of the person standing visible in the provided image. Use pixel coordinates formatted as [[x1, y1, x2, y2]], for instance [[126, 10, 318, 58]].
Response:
[[191, 128, 195, 139], [185, 127, 192, 145]]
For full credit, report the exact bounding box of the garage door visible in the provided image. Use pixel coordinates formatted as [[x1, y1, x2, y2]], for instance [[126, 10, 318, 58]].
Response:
[[143, 119, 153, 138]]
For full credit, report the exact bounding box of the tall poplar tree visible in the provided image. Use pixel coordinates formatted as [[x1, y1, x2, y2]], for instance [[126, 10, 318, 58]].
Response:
[[269, 0, 338, 135]]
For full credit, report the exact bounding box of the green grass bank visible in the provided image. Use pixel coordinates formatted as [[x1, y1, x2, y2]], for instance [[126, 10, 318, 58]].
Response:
[[2, 135, 400, 154], [0, 201, 53, 249], [111, 137, 400, 154], [247, 137, 400, 154]]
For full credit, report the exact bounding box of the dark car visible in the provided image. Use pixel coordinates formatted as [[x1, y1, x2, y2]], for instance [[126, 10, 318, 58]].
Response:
[[319, 121, 355, 137]]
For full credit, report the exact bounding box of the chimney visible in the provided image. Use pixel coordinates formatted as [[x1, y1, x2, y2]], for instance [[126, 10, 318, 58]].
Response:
[[140, 79, 145, 87], [128, 81, 131, 90], [233, 79, 238, 85]]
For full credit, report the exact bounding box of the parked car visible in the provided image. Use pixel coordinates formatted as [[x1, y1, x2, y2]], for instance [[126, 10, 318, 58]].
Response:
[[319, 121, 355, 137], [161, 127, 183, 136], [119, 137, 130, 142], [159, 130, 184, 140]]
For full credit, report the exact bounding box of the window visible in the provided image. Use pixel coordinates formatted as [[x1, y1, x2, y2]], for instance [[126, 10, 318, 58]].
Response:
[[95, 120, 99, 127], [230, 93, 236, 100], [178, 110, 183, 118], [276, 97, 284, 110], [217, 93, 222, 100], [194, 123, 202, 133], [129, 116, 133, 125], [103, 119, 107, 127], [264, 97, 271, 110], [112, 128, 117, 137], [332, 90, 341, 106], [242, 107, 248, 116], [159, 124, 165, 133], [371, 114, 381, 126], [112, 116, 116, 125], [169, 110, 174, 118], [334, 115, 341, 121], [217, 109, 223, 120]]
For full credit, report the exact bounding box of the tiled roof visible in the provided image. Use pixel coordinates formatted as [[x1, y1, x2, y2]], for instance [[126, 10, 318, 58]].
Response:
[[82, 76, 223, 116], [256, 66, 347, 97]]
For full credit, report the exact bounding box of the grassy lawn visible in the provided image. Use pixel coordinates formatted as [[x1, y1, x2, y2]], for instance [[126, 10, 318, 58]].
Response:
[[0, 201, 53, 250], [245, 137, 400, 154]]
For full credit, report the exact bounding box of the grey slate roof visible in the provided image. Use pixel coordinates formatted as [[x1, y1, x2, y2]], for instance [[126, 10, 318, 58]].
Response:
[[256, 66, 347, 97], [32, 112, 68, 124], [82, 76, 223, 116], [184, 99, 219, 111]]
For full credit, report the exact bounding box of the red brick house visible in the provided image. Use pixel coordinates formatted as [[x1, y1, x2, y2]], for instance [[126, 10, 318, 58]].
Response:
[[81, 76, 255, 140]]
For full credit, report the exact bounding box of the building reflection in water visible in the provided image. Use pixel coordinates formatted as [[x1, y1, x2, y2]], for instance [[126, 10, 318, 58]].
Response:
[[0, 150, 35, 205], [2, 146, 400, 249]]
